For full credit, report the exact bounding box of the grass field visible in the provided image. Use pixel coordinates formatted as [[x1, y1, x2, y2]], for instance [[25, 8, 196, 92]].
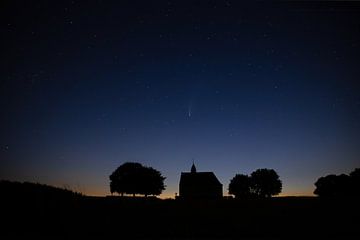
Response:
[[1, 181, 359, 238]]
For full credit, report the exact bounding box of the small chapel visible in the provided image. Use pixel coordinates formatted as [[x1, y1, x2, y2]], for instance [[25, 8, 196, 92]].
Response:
[[179, 163, 223, 199]]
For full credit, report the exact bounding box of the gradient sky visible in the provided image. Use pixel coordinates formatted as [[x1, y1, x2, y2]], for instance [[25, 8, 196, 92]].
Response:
[[1, 1, 360, 197]]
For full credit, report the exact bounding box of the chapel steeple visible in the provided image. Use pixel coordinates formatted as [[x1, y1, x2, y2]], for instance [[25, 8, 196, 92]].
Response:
[[191, 160, 197, 173]]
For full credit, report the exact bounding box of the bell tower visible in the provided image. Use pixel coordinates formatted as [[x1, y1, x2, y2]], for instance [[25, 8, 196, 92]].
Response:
[[191, 160, 197, 173]]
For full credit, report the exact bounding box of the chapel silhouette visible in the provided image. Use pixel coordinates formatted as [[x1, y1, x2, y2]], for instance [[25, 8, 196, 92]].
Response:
[[179, 163, 223, 199]]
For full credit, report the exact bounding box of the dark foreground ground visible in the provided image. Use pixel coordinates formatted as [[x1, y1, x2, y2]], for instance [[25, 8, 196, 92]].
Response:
[[1, 181, 359, 239]]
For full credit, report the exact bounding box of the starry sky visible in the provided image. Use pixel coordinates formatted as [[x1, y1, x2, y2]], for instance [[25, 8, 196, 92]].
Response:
[[1, 1, 360, 197]]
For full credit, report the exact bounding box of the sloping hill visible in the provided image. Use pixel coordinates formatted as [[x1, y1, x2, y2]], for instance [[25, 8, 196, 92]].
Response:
[[1, 180, 359, 238]]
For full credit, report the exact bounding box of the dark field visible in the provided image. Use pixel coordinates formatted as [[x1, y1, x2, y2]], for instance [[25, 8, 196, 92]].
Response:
[[1, 181, 359, 239]]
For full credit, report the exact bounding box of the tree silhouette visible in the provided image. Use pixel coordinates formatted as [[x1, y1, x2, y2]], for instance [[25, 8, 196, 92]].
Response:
[[228, 174, 252, 199], [250, 168, 282, 198], [350, 168, 360, 178], [350, 168, 360, 197], [228, 169, 282, 198], [314, 169, 360, 198], [314, 174, 351, 197], [109, 162, 166, 197]]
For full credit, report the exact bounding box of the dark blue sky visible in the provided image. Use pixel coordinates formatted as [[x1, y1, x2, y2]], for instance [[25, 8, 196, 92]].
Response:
[[1, 1, 359, 197]]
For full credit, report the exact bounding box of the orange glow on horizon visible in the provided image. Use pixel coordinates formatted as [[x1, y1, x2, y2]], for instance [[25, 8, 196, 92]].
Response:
[[82, 189, 315, 199]]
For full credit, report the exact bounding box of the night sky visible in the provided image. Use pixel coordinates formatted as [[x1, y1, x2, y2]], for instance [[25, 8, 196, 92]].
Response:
[[1, 1, 360, 197]]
